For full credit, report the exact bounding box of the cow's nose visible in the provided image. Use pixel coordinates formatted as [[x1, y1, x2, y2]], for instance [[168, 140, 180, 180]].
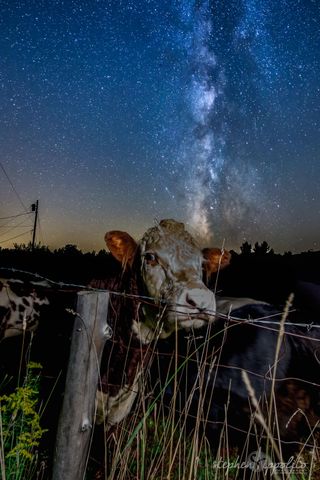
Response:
[[185, 288, 214, 312], [186, 294, 197, 308]]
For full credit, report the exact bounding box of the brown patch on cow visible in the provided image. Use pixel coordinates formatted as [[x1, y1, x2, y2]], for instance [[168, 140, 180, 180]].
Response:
[[22, 298, 30, 307], [202, 248, 231, 276], [105, 231, 138, 268]]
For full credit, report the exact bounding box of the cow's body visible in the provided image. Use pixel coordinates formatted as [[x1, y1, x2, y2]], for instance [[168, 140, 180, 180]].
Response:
[[153, 301, 320, 452]]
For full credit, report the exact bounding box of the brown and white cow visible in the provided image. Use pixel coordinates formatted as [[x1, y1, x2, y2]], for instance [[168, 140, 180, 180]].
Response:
[[94, 219, 230, 425], [0, 220, 228, 428], [104, 219, 228, 338]]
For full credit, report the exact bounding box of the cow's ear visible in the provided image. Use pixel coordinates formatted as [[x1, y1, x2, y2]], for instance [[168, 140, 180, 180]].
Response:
[[202, 248, 231, 275], [105, 231, 138, 268]]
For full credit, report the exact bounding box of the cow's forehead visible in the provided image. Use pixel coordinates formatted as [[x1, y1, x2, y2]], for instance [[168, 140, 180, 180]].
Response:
[[140, 219, 200, 258]]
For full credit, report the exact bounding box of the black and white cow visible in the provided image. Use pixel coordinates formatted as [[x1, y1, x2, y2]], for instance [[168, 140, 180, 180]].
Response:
[[0, 277, 49, 340]]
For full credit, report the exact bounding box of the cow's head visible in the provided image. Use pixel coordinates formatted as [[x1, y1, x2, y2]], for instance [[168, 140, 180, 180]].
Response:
[[105, 219, 230, 338]]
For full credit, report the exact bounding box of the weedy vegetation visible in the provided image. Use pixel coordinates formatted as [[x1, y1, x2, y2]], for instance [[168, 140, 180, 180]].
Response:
[[0, 359, 47, 480]]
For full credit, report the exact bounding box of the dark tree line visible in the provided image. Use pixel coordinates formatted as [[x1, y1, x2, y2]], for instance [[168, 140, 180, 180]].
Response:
[[0, 240, 319, 306], [0, 242, 117, 286], [240, 240, 274, 256]]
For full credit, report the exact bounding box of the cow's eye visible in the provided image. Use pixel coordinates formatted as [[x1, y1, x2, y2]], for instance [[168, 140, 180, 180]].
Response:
[[144, 252, 158, 265]]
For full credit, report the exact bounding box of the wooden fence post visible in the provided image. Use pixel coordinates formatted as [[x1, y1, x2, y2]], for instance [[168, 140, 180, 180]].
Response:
[[52, 291, 110, 480]]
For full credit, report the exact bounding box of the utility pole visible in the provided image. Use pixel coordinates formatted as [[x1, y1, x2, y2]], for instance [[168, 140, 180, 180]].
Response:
[[31, 200, 39, 251]]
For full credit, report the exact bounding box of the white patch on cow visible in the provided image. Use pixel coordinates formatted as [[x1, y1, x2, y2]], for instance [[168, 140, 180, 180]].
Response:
[[95, 366, 142, 426]]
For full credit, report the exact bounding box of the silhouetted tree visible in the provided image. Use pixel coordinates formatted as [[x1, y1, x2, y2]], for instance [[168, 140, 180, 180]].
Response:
[[253, 241, 274, 256], [240, 241, 252, 255], [55, 244, 82, 256], [13, 242, 32, 251]]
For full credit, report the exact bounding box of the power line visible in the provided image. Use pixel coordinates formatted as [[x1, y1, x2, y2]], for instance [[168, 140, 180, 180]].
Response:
[[0, 229, 33, 245], [0, 225, 33, 230], [0, 211, 32, 221], [0, 216, 28, 229], [0, 161, 28, 212], [0, 219, 32, 232], [0, 218, 33, 238]]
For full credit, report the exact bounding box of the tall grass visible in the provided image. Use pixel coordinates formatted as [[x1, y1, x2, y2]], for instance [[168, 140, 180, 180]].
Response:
[[90, 304, 319, 480]]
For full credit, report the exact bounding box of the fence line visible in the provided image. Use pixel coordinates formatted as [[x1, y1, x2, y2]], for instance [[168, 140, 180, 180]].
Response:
[[1, 266, 320, 337]]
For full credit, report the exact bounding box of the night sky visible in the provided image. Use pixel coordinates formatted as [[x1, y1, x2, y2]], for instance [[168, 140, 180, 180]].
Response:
[[1, 0, 319, 253]]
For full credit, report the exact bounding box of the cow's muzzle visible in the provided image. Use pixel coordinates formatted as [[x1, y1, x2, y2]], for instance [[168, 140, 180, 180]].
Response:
[[166, 285, 216, 329]]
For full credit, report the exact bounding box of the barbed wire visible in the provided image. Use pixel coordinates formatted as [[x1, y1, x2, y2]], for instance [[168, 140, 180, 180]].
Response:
[[1, 266, 320, 335], [0, 218, 33, 238]]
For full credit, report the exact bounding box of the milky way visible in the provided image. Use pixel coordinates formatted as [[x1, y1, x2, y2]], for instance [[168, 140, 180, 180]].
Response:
[[175, 0, 262, 244], [0, 0, 319, 252], [176, 0, 225, 242], [174, 0, 320, 248]]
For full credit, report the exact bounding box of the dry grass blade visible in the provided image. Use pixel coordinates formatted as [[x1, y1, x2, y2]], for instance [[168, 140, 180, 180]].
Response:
[[241, 369, 290, 480]]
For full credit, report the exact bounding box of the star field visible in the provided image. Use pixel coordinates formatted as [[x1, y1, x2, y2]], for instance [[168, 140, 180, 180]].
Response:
[[0, 0, 319, 252]]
